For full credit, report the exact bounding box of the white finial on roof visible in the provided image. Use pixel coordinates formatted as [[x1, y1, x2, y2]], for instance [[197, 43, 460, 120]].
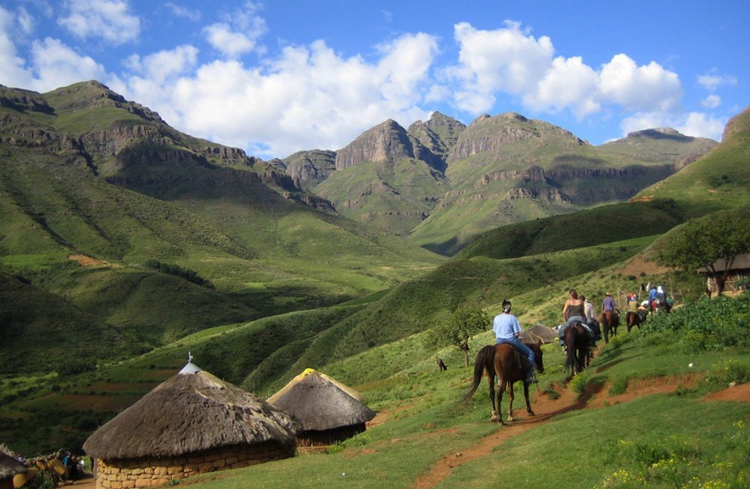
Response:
[[179, 351, 201, 374]]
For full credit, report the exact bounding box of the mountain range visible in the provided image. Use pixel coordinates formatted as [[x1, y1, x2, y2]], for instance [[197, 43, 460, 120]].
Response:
[[281, 110, 716, 254], [2, 79, 750, 455]]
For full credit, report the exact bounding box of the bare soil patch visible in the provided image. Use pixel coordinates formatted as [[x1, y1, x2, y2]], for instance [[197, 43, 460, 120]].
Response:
[[615, 255, 670, 277], [68, 254, 104, 267], [704, 382, 750, 404]]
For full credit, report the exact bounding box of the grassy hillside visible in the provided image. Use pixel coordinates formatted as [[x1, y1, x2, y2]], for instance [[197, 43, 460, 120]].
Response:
[[635, 106, 750, 215], [455, 199, 685, 260], [0, 83, 445, 378], [407, 114, 712, 253], [314, 157, 449, 235]]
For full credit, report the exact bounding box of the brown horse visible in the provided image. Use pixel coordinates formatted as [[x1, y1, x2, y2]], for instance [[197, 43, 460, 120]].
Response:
[[625, 310, 648, 332], [564, 322, 591, 377], [599, 309, 620, 343], [463, 342, 544, 424]]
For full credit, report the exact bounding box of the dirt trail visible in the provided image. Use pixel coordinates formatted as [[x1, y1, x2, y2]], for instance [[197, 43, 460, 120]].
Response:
[[412, 377, 748, 489]]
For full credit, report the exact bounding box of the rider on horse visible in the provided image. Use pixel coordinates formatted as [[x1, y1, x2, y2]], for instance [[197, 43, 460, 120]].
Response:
[[493, 299, 537, 383], [559, 289, 597, 348]]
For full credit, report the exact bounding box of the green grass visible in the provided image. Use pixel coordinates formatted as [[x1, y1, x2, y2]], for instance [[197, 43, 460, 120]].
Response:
[[86, 316, 749, 489]]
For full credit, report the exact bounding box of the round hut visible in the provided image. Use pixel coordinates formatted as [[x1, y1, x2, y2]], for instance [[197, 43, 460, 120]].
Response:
[[83, 359, 299, 489], [0, 449, 27, 489], [267, 369, 375, 451]]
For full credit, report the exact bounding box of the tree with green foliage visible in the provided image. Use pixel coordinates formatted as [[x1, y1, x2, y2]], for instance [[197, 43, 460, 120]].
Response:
[[430, 306, 489, 366], [656, 212, 750, 296]]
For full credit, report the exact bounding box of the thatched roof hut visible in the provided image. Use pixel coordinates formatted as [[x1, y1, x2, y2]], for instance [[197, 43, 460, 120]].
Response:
[[0, 450, 26, 489], [83, 360, 299, 489], [519, 324, 558, 344], [268, 369, 375, 448]]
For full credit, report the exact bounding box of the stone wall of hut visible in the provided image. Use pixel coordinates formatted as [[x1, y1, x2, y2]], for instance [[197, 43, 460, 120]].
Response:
[[93, 442, 294, 488]]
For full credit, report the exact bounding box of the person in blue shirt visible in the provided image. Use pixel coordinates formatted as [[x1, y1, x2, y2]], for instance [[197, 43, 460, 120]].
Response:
[[648, 286, 659, 311], [493, 299, 537, 383], [602, 292, 616, 312]]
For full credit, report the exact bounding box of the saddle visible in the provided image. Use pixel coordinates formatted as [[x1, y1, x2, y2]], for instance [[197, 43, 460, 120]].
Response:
[[502, 343, 529, 371]]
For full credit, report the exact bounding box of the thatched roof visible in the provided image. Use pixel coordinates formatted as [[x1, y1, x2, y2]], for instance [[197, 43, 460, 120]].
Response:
[[268, 369, 375, 432], [0, 450, 25, 480], [519, 324, 558, 344], [83, 363, 299, 460], [698, 253, 750, 274]]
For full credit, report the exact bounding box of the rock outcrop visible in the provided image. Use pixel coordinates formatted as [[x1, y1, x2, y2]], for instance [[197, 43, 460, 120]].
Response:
[[335, 119, 415, 170]]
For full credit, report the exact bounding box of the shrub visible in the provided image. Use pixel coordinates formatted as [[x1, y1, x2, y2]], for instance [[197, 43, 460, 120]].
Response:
[[639, 294, 750, 352], [144, 259, 214, 288]]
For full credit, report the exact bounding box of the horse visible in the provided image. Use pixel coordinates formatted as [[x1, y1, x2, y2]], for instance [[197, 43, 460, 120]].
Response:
[[625, 310, 648, 332], [599, 309, 620, 344], [564, 322, 591, 377], [463, 341, 544, 424]]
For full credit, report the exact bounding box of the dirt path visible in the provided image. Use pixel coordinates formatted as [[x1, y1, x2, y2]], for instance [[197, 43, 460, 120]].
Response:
[[412, 376, 747, 489]]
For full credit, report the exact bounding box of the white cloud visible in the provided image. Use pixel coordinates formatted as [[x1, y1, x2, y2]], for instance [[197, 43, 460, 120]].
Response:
[[119, 33, 438, 157], [449, 21, 553, 112], [621, 111, 725, 142], [17, 7, 35, 35], [701, 94, 721, 109], [29, 37, 107, 91], [697, 72, 738, 91], [203, 1, 266, 58], [165, 2, 201, 22], [123, 45, 198, 83], [598, 54, 683, 112], [528, 55, 600, 118], [447, 22, 684, 122], [676, 112, 726, 141], [58, 0, 140, 45], [0, 6, 34, 88]]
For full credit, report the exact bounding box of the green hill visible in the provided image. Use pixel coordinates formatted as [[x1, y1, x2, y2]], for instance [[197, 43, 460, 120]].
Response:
[[455, 199, 685, 261], [408, 113, 715, 254], [0, 82, 443, 375], [635, 105, 750, 215]]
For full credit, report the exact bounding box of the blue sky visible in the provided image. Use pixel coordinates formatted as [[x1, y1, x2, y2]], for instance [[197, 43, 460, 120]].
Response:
[[1, 1, 747, 159]]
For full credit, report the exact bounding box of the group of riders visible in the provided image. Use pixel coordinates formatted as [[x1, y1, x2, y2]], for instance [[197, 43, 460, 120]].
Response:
[[491, 284, 673, 384]]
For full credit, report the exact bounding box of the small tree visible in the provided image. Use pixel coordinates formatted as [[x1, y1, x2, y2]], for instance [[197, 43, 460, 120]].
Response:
[[656, 213, 750, 296], [430, 306, 489, 367]]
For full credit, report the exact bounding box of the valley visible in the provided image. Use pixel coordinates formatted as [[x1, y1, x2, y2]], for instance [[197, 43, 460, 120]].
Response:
[[1, 82, 749, 489]]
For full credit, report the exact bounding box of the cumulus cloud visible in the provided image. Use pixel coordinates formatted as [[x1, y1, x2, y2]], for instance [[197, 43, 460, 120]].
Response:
[[123, 45, 198, 83], [676, 112, 726, 141], [203, 1, 266, 58], [529, 56, 599, 118], [120, 33, 438, 157], [0, 6, 34, 88], [448, 22, 684, 120], [58, 0, 140, 45], [29, 37, 107, 91]]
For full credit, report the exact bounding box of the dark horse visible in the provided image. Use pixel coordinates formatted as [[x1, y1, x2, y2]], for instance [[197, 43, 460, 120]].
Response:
[[599, 309, 620, 344], [463, 341, 544, 424], [564, 323, 592, 377], [625, 310, 648, 332]]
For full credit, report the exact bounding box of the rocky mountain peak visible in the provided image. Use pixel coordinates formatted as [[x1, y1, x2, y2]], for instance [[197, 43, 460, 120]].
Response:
[[626, 127, 688, 140], [335, 119, 414, 170], [722, 105, 750, 140], [45, 80, 165, 124]]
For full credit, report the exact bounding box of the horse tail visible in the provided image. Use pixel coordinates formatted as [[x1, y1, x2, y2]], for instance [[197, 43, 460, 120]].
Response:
[[564, 327, 577, 375], [462, 344, 495, 403]]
